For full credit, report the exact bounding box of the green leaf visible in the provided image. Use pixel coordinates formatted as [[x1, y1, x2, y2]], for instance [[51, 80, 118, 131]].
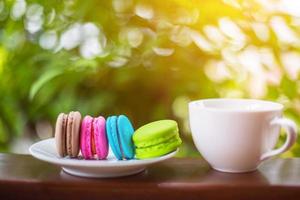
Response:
[[281, 76, 297, 99], [29, 68, 64, 100], [0, 119, 8, 143]]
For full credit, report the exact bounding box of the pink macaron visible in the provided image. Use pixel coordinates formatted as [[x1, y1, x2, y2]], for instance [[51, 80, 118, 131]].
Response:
[[80, 115, 108, 160], [80, 116, 93, 159], [93, 116, 108, 159]]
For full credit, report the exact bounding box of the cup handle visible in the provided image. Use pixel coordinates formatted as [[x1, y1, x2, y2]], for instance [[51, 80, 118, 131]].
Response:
[[260, 118, 298, 161]]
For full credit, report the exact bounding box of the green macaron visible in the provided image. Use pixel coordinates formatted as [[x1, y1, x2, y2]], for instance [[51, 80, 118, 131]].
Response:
[[133, 120, 182, 159]]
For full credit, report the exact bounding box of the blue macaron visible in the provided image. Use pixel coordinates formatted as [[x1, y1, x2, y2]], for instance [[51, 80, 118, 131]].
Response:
[[106, 115, 135, 160]]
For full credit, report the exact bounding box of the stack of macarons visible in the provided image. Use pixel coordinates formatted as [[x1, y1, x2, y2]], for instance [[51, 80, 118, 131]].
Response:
[[55, 112, 134, 160], [54, 111, 182, 160]]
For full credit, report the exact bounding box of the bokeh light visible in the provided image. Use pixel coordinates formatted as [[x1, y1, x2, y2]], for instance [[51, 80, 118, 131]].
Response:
[[0, 0, 299, 157]]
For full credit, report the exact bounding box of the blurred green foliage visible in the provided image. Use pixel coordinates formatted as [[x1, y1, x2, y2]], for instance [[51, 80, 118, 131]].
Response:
[[0, 0, 299, 157]]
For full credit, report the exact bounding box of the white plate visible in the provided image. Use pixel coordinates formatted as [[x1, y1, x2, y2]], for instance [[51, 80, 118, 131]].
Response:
[[29, 138, 178, 178]]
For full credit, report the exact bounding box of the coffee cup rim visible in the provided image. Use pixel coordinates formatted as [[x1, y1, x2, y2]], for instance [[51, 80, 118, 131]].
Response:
[[189, 98, 283, 113]]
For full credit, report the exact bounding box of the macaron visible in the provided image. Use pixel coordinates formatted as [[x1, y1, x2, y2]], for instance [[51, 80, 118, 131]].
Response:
[[80, 116, 93, 159], [93, 116, 108, 159], [80, 115, 108, 159], [55, 113, 68, 157], [55, 111, 82, 158], [106, 115, 135, 160], [133, 120, 182, 159]]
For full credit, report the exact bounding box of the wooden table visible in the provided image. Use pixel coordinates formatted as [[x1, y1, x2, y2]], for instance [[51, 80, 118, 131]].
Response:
[[0, 154, 300, 200]]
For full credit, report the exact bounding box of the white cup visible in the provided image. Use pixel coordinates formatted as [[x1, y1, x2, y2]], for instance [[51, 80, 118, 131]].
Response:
[[189, 98, 298, 173]]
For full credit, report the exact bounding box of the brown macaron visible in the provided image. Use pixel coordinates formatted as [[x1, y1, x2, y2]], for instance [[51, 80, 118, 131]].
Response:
[[66, 111, 82, 157], [55, 113, 68, 157], [55, 111, 81, 158]]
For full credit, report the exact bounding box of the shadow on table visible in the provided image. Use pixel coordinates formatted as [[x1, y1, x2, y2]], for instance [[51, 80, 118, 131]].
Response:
[[59, 158, 269, 186]]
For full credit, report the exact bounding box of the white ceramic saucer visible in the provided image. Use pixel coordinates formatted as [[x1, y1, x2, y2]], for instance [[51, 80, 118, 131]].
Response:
[[29, 138, 177, 178]]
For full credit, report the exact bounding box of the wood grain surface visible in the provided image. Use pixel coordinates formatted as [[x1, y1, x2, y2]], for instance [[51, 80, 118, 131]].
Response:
[[0, 154, 300, 200]]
